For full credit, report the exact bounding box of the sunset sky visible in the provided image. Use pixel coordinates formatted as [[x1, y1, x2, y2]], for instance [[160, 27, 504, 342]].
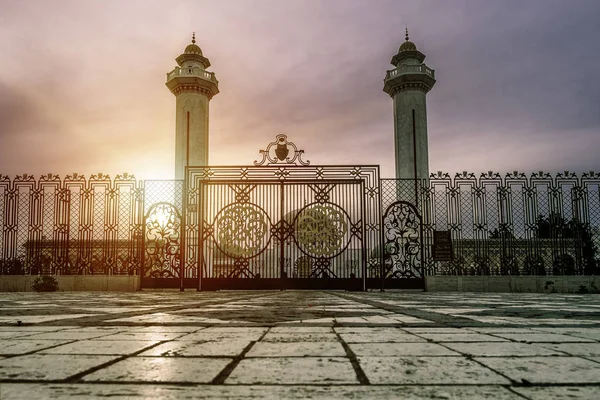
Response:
[[0, 0, 599, 180]]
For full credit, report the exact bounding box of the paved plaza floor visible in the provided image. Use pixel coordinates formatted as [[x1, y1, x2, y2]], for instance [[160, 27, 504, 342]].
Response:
[[0, 291, 599, 399]]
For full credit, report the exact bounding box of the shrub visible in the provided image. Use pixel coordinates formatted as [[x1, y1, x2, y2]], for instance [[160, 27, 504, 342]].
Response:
[[32, 276, 59, 292]]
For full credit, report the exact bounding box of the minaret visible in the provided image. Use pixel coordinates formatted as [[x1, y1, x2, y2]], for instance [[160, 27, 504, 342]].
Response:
[[166, 33, 219, 179], [383, 28, 436, 183]]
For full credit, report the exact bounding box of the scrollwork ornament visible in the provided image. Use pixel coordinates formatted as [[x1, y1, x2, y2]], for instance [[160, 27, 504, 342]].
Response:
[[294, 203, 350, 258], [382, 202, 422, 279], [214, 204, 270, 258], [144, 203, 181, 278]]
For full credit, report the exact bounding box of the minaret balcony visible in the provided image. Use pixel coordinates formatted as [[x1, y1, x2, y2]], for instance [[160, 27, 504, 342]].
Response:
[[383, 64, 436, 95], [167, 66, 218, 84], [385, 64, 435, 80], [166, 66, 219, 97]]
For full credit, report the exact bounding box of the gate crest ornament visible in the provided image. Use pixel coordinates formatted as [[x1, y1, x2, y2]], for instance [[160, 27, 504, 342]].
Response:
[[254, 134, 310, 166]]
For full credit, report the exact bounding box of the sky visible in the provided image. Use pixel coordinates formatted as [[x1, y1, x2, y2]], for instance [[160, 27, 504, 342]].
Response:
[[0, 0, 599, 180]]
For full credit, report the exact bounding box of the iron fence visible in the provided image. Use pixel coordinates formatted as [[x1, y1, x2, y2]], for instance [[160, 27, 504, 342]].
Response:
[[381, 171, 600, 276], [0, 174, 144, 275], [2, 171, 599, 278]]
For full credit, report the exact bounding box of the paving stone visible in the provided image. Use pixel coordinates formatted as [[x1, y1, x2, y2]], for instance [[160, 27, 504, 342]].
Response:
[[0, 326, 73, 332], [95, 332, 185, 341], [82, 356, 231, 383], [475, 356, 600, 384], [177, 331, 264, 341], [226, 357, 357, 384], [139, 339, 252, 356], [247, 342, 346, 357], [0, 331, 40, 339], [492, 333, 595, 343], [358, 356, 510, 384], [533, 327, 600, 341], [261, 332, 339, 342], [108, 313, 220, 324], [0, 383, 525, 399], [0, 354, 117, 380], [349, 342, 460, 356], [334, 327, 405, 333], [536, 342, 600, 357], [18, 331, 117, 340], [201, 327, 268, 334], [512, 386, 600, 400], [443, 342, 565, 357], [39, 340, 160, 355], [385, 314, 434, 324], [0, 339, 72, 355], [338, 331, 426, 343], [126, 326, 205, 333], [270, 326, 332, 333], [60, 326, 129, 333], [403, 327, 471, 334], [414, 333, 508, 342], [466, 327, 540, 334], [421, 308, 491, 315]]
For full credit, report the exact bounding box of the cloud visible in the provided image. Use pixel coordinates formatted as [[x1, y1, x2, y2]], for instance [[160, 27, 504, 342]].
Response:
[[0, 0, 599, 179]]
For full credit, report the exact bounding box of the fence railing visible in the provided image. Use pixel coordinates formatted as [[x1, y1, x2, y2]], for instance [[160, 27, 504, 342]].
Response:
[[1, 171, 598, 277], [381, 171, 600, 276]]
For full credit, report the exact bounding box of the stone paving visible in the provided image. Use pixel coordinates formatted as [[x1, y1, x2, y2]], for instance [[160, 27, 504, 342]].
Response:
[[0, 291, 599, 399]]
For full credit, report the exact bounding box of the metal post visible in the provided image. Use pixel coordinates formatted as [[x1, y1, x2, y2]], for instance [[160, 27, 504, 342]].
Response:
[[279, 182, 285, 288], [197, 178, 204, 292], [180, 177, 187, 292]]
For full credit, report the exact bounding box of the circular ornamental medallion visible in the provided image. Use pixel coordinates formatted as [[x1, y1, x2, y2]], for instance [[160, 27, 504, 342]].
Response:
[[293, 203, 350, 258], [214, 204, 270, 258]]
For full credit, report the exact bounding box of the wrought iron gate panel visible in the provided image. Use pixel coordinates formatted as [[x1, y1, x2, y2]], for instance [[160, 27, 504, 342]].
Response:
[[381, 201, 423, 279], [196, 180, 366, 290], [140, 180, 184, 287]]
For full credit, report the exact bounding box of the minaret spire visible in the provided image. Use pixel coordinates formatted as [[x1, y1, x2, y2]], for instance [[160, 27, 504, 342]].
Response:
[[383, 30, 436, 190], [166, 35, 219, 178]]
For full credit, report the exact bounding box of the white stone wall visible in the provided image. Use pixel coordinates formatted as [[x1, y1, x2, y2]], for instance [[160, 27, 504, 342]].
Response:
[[174, 93, 210, 179], [392, 90, 429, 183], [0, 276, 140, 292], [425, 276, 599, 293]]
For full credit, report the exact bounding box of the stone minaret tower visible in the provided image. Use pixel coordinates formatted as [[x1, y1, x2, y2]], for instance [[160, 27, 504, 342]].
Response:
[[166, 33, 219, 179], [383, 28, 436, 183]]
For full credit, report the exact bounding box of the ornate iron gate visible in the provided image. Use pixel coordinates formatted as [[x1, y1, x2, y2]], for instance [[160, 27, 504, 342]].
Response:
[[187, 135, 382, 291]]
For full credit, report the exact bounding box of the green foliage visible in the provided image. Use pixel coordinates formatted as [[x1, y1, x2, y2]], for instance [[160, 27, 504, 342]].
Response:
[[544, 280, 557, 293], [0, 258, 25, 275], [489, 227, 515, 239], [577, 285, 589, 294], [535, 213, 598, 275], [577, 282, 600, 294], [32, 276, 59, 292]]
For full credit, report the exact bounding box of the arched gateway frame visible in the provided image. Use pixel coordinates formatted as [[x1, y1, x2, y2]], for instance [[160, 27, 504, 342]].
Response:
[[186, 135, 382, 291]]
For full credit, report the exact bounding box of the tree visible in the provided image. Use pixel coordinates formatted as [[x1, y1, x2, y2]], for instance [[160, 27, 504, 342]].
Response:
[[534, 213, 597, 275]]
